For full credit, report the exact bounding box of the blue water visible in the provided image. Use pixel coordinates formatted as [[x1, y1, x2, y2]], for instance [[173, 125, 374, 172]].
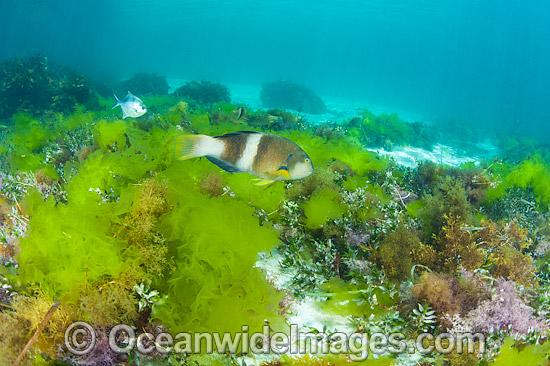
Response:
[[2, 0, 550, 141]]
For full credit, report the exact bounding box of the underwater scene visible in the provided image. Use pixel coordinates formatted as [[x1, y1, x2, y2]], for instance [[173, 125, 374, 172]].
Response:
[[1, 1, 550, 365]]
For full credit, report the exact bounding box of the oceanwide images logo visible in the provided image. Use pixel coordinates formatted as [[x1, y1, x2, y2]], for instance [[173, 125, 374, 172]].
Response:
[[65, 322, 485, 361]]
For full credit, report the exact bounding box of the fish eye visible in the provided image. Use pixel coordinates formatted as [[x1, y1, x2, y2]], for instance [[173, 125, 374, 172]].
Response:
[[305, 158, 310, 163]]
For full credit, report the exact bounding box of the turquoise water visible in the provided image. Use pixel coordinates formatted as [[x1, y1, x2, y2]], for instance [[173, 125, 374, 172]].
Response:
[[3, 2, 550, 365], [2, 0, 549, 142]]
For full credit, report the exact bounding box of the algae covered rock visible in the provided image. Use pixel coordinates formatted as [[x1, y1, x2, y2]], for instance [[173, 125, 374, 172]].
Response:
[[0, 54, 99, 118], [260, 80, 327, 114], [173, 80, 231, 106], [115, 71, 170, 96]]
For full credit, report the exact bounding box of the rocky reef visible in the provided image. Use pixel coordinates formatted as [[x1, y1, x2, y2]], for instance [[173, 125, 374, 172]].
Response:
[[0, 65, 549, 365], [260, 80, 327, 115], [115, 72, 170, 96], [173, 80, 231, 107], [0, 55, 99, 118]]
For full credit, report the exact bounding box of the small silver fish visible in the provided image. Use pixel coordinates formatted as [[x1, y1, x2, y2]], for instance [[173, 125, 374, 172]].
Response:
[[112, 91, 147, 119]]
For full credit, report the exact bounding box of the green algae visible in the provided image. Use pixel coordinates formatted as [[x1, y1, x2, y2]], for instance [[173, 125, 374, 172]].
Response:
[[303, 189, 345, 229], [318, 277, 394, 318], [18, 188, 134, 297], [152, 166, 285, 335], [94, 119, 127, 151], [4, 110, 287, 349], [0, 99, 548, 365], [282, 130, 389, 175], [493, 337, 550, 366], [486, 157, 550, 210]]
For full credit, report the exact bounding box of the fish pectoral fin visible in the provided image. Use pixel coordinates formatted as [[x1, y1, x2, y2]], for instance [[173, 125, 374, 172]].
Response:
[[253, 178, 275, 186], [270, 167, 291, 180]]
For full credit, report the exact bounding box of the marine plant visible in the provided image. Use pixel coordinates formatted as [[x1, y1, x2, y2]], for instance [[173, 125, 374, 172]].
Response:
[[0, 82, 548, 365], [465, 278, 547, 334], [172, 80, 231, 107], [488, 157, 550, 209], [314, 123, 346, 142], [377, 223, 422, 281], [490, 336, 550, 366], [0, 55, 99, 118], [265, 109, 303, 130], [122, 177, 172, 276], [284, 165, 341, 201], [412, 214, 537, 286], [346, 109, 436, 150], [484, 186, 546, 239], [303, 189, 345, 229], [57, 326, 129, 366], [280, 130, 389, 176], [410, 271, 489, 319], [402, 160, 443, 195], [116, 71, 170, 96], [0, 288, 71, 365], [151, 173, 285, 335], [417, 176, 473, 241]]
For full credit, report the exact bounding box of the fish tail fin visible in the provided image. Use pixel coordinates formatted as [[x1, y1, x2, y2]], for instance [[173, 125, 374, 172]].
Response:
[[174, 134, 208, 160], [112, 93, 120, 109]]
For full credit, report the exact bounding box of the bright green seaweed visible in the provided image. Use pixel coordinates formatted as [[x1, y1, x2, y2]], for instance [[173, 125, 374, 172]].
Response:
[[0, 96, 549, 365]]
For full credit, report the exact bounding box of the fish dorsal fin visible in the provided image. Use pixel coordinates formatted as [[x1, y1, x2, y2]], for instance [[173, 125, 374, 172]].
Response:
[[206, 156, 242, 173], [215, 131, 260, 138]]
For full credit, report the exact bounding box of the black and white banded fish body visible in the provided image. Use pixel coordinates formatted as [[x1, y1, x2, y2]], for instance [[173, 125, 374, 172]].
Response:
[[174, 131, 314, 185]]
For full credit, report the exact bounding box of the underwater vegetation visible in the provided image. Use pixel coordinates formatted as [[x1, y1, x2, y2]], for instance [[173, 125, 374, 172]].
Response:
[[207, 104, 306, 132], [0, 55, 99, 119], [346, 109, 436, 150], [0, 65, 550, 365], [173, 80, 231, 107], [115, 72, 170, 96], [260, 80, 327, 115]]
